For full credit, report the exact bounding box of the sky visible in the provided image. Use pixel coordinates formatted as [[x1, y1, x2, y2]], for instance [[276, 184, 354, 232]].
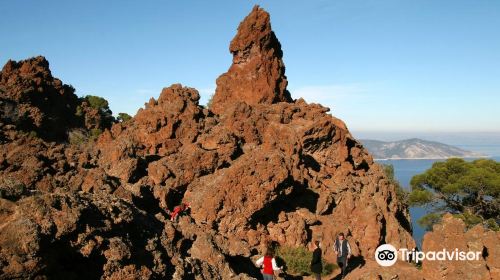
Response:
[[1, 0, 499, 137]]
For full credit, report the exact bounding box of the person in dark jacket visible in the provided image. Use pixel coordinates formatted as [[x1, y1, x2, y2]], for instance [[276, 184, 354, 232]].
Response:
[[334, 232, 351, 279], [310, 240, 322, 280]]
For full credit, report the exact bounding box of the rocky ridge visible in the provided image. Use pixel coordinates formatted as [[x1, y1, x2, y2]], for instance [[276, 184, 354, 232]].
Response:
[[361, 138, 486, 160]]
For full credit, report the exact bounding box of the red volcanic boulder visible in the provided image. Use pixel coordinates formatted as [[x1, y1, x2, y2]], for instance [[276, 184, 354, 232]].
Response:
[[0, 56, 108, 141], [210, 5, 292, 114], [422, 214, 499, 280], [0, 193, 168, 279], [344, 261, 423, 280]]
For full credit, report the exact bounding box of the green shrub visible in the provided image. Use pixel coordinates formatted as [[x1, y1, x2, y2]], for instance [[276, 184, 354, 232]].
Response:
[[419, 212, 499, 232], [276, 245, 336, 276], [68, 128, 102, 144], [382, 164, 408, 203], [453, 211, 483, 228], [485, 218, 499, 231], [417, 213, 443, 231], [68, 129, 87, 145], [82, 95, 115, 128], [75, 105, 83, 117], [276, 246, 311, 276], [27, 131, 38, 138], [409, 158, 500, 230], [89, 128, 102, 141], [84, 95, 110, 111], [408, 188, 433, 206], [117, 112, 132, 122]]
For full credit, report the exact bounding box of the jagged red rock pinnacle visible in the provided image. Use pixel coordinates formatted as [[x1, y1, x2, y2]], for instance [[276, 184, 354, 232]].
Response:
[[210, 5, 292, 114]]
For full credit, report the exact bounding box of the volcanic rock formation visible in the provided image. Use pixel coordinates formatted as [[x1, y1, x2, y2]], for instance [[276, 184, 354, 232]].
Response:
[[210, 6, 292, 114], [4, 5, 495, 280], [0, 56, 109, 142], [344, 214, 499, 280], [421, 214, 499, 280]]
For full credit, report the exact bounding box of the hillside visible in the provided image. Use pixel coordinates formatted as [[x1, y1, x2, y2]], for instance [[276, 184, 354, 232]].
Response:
[[361, 138, 487, 160]]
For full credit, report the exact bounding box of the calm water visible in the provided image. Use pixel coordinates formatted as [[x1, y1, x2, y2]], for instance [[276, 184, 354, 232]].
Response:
[[377, 154, 500, 247]]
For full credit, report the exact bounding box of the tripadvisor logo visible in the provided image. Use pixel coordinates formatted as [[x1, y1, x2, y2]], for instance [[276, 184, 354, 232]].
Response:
[[375, 244, 482, 267], [375, 244, 398, 266]]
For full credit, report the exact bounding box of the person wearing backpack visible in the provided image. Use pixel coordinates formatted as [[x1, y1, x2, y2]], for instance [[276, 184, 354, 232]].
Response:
[[334, 232, 351, 279], [310, 240, 323, 280], [255, 246, 282, 280]]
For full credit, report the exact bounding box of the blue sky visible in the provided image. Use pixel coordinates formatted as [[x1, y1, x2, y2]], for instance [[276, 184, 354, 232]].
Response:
[[1, 0, 499, 135]]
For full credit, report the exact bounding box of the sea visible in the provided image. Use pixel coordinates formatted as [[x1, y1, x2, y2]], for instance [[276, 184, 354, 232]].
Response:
[[376, 145, 500, 248]]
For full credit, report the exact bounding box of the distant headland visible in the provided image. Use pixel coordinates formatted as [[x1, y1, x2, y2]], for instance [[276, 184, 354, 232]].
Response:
[[361, 138, 488, 160]]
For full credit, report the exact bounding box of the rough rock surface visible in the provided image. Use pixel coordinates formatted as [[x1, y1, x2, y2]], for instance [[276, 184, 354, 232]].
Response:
[[421, 213, 499, 280], [0, 56, 107, 141], [210, 6, 292, 114], [0, 5, 444, 280], [342, 214, 500, 280], [343, 261, 422, 280]]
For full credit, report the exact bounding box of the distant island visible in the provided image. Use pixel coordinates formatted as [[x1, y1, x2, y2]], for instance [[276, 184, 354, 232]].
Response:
[[360, 138, 488, 160]]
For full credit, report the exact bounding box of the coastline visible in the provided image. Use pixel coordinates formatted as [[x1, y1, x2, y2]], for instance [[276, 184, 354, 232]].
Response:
[[375, 155, 491, 161]]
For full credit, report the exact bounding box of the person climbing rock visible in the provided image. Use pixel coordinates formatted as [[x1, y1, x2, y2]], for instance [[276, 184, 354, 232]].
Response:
[[334, 232, 351, 279], [310, 240, 323, 280], [255, 246, 282, 280], [169, 202, 190, 222]]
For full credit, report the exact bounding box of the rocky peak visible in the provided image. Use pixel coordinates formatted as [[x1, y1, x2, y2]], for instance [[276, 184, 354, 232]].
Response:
[[210, 5, 292, 114], [0, 56, 109, 141], [228, 5, 276, 63], [1, 56, 62, 100], [2, 55, 48, 75]]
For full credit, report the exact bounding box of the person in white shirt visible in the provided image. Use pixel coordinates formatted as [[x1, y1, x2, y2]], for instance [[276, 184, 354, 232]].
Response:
[[255, 247, 282, 280]]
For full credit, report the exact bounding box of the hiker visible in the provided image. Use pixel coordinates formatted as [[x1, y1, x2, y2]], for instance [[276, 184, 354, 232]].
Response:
[[255, 246, 283, 280], [334, 232, 351, 279], [310, 240, 323, 280], [170, 202, 190, 222], [408, 246, 420, 264]]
